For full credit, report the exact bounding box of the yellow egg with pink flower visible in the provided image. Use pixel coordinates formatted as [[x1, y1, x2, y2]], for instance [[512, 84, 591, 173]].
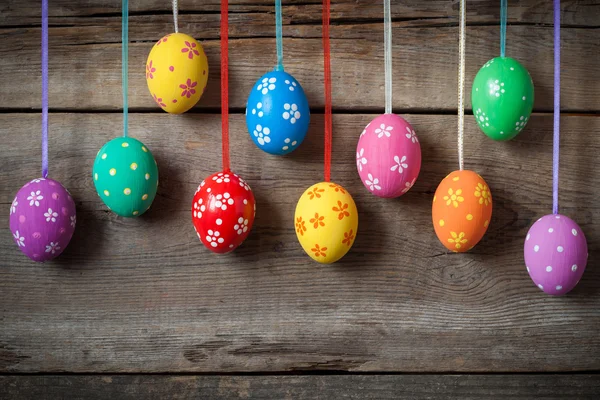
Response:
[[145, 33, 209, 114]]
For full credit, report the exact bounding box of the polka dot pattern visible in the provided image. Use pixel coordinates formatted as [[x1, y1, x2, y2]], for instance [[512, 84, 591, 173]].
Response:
[[92, 137, 159, 217], [524, 214, 588, 296], [192, 171, 255, 253]]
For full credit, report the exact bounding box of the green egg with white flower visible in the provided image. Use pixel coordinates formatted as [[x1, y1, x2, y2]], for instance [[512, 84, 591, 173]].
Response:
[[471, 57, 534, 141], [92, 137, 159, 217]]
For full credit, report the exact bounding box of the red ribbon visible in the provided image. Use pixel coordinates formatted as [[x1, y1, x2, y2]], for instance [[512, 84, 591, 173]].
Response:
[[322, 0, 332, 182], [221, 0, 230, 172]]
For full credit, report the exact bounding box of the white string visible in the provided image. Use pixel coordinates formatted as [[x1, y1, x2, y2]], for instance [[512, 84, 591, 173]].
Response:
[[457, 0, 466, 171], [172, 0, 179, 33], [384, 0, 392, 114]]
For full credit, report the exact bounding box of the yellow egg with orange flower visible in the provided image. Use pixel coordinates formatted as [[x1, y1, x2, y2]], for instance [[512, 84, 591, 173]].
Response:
[[146, 33, 209, 114], [432, 170, 492, 252], [295, 182, 358, 264]]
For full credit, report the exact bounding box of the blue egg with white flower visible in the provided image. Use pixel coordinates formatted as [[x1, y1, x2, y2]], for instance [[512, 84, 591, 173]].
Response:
[[245, 70, 310, 155]]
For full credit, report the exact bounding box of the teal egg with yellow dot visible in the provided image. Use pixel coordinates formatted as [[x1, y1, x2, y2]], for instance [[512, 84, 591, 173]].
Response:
[[471, 57, 534, 141], [92, 137, 159, 217]]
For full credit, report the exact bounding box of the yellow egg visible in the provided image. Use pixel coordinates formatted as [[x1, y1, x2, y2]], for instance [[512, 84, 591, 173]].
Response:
[[432, 170, 492, 252], [146, 33, 209, 114], [294, 182, 358, 264]]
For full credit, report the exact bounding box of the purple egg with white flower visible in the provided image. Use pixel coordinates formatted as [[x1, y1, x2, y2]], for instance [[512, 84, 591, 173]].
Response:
[[524, 214, 587, 296], [9, 177, 76, 262], [245, 70, 310, 155], [356, 113, 421, 198]]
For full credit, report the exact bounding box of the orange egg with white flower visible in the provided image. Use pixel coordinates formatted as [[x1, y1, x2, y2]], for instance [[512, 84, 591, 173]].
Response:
[[432, 170, 492, 252]]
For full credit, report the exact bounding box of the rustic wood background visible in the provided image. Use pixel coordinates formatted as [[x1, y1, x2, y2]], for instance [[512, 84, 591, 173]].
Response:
[[1, 0, 600, 398]]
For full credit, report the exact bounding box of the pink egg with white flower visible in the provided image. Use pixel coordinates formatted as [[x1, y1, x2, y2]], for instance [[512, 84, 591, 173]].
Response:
[[524, 214, 588, 296], [356, 114, 421, 198]]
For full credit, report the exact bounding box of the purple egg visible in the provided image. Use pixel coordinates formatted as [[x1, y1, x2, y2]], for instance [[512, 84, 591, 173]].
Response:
[[9, 177, 76, 262], [524, 214, 587, 296]]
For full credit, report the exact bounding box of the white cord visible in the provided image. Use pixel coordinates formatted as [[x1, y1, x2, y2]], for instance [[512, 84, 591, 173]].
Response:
[[384, 0, 392, 114], [173, 0, 179, 33], [457, 0, 466, 170]]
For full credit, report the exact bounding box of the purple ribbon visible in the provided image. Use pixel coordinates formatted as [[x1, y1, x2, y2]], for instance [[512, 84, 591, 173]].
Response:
[[552, 0, 560, 215], [41, 0, 49, 178]]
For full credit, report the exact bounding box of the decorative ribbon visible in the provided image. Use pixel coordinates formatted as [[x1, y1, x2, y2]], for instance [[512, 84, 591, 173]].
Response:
[[221, 0, 230, 172], [41, 0, 49, 178], [122, 0, 129, 138], [500, 0, 507, 58], [553, 0, 560, 214], [457, 0, 466, 171], [322, 0, 332, 182], [275, 0, 284, 71], [173, 0, 179, 33], [384, 0, 392, 114]]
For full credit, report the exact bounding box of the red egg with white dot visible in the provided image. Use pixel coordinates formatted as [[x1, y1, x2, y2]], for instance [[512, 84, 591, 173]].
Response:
[[191, 171, 256, 253]]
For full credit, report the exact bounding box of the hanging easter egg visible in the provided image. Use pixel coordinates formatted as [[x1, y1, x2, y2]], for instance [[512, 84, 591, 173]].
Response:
[[295, 182, 358, 264], [146, 33, 209, 114], [432, 170, 492, 252], [356, 113, 421, 198], [93, 137, 159, 217], [192, 171, 256, 253], [245, 70, 310, 155], [471, 57, 534, 141], [524, 214, 587, 296], [9, 178, 76, 262]]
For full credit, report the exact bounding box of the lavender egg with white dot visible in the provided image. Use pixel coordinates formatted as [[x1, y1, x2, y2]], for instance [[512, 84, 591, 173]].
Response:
[[245, 70, 310, 155], [524, 214, 587, 296]]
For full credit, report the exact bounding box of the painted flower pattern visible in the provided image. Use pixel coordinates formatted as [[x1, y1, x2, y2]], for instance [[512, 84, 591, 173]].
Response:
[[146, 60, 156, 79], [332, 201, 350, 220], [257, 77, 276, 94], [44, 208, 58, 223], [375, 123, 393, 138], [444, 188, 464, 208], [310, 213, 325, 229], [365, 173, 381, 191], [405, 126, 418, 143], [181, 41, 200, 59], [311, 244, 327, 258], [10, 197, 18, 214], [205, 230, 224, 248], [391, 155, 408, 174], [13, 230, 25, 247], [27, 191, 43, 207], [253, 124, 271, 146], [180, 79, 198, 98], [70, 215, 77, 228], [356, 148, 367, 171], [475, 183, 491, 206], [448, 232, 468, 250], [234, 217, 249, 235], [308, 187, 325, 200], [402, 177, 416, 194], [329, 184, 346, 194], [342, 229, 355, 246], [153, 93, 166, 108], [156, 34, 170, 46], [295, 217, 307, 236], [45, 241, 60, 254]]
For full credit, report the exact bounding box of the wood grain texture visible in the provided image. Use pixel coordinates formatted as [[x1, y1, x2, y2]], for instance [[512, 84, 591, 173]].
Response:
[[1, 113, 599, 373], [2, 375, 600, 400], [0, 2, 599, 111]]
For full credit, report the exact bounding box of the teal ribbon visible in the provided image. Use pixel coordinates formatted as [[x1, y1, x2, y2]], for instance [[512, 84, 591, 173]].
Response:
[[500, 0, 507, 57], [275, 0, 284, 71], [122, 0, 129, 137]]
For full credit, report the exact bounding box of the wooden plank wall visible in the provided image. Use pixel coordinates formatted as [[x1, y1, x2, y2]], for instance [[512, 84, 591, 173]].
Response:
[[1, 0, 599, 397]]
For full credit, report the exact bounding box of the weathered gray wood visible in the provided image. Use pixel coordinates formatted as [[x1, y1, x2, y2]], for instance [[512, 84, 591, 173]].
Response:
[[0, 10, 599, 111], [2, 0, 599, 26], [1, 113, 599, 373], [1, 374, 600, 399]]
